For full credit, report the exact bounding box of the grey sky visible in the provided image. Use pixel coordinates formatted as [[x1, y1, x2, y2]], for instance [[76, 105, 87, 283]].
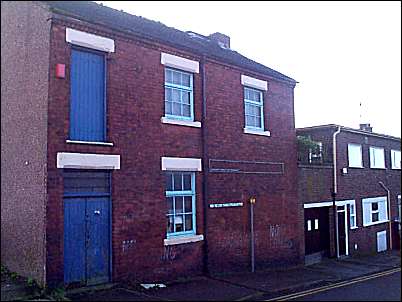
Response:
[[98, 1, 401, 137]]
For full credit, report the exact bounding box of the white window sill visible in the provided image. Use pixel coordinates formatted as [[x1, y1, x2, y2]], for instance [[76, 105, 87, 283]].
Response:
[[350, 226, 358, 230], [243, 128, 271, 137], [164, 234, 204, 246], [161, 117, 201, 128], [66, 140, 114, 146], [348, 166, 364, 169], [391, 167, 401, 170], [363, 220, 389, 227]]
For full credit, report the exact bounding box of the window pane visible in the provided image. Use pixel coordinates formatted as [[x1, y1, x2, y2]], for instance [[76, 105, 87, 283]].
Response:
[[165, 69, 172, 84], [372, 212, 379, 222], [255, 115, 262, 128], [350, 204, 355, 215], [182, 104, 191, 117], [172, 103, 181, 116], [173, 173, 182, 190], [182, 91, 190, 104], [372, 202, 378, 211], [245, 115, 252, 127], [183, 174, 191, 191], [184, 196, 192, 212], [245, 103, 251, 115], [182, 73, 191, 87], [172, 71, 181, 85], [184, 214, 193, 232], [167, 197, 174, 214], [172, 89, 180, 102], [175, 196, 184, 214], [167, 215, 174, 233], [165, 101, 172, 115], [175, 215, 184, 232], [165, 173, 173, 191], [165, 87, 172, 101]]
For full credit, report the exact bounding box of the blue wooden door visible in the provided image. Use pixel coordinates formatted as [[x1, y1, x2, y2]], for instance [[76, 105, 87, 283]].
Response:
[[70, 48, 105, 142], [63, 171, 111, 285]]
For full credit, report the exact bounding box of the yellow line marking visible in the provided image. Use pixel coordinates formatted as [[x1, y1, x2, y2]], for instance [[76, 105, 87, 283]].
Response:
[[265, 267, 401, 301]]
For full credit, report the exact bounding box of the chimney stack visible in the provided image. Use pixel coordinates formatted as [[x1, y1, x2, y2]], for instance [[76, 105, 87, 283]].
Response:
[[208, 32, 230, 49], [359, 123, 373, 132]]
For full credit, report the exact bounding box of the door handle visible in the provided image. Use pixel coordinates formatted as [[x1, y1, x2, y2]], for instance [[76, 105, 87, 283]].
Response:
[[94, 210, 101, 215]]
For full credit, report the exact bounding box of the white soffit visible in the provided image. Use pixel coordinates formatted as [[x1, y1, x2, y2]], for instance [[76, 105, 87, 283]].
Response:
[[66, 28, 115, 53], [161, 53, 199, 73], [241, 75, 268, 91], [57, 152, 120, 169], [161, 157, 202, 171]]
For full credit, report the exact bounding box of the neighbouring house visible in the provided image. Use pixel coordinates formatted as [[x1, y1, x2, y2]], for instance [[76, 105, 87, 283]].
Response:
[[1, 1, 302, 287], [297, 123, 401, 264]]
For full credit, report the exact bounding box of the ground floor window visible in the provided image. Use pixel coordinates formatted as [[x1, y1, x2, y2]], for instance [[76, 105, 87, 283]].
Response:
[[362, 196, 388, 226], [165, 172, 196, 237]]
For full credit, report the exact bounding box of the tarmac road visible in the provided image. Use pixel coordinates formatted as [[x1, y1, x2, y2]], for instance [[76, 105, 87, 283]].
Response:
[[270, 270, 401, 301]]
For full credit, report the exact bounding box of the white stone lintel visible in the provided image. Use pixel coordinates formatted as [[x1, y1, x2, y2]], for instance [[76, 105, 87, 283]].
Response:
[[57, 152, 120, 169], [241, 75, 268, 91]]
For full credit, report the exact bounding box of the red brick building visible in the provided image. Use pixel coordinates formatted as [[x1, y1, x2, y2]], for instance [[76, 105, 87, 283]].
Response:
[[1, 1, 302, 287], [297, 124, 401, 264]]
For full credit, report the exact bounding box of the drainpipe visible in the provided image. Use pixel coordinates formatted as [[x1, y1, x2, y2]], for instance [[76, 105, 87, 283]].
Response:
[[332, 126, 341, 258], [379, 181, 393, 250], [200, 55, 209, 275]]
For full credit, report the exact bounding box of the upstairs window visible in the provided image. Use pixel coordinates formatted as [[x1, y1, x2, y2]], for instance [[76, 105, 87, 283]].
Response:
[[165, 172, 196, 237], [244, 87, 264, 130], [70, 48, 106, 142], [348, 144, 363, 168], [391, 150, 401, 169], [369, 147, 385, 169], [164, 68, 194, 120]]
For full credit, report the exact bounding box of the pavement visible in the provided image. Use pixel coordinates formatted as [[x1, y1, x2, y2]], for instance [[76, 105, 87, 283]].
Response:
[[1, 250, 400, 301]]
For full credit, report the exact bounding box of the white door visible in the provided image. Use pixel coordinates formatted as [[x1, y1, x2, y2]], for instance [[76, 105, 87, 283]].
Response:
[[376, 230, 387, 252]]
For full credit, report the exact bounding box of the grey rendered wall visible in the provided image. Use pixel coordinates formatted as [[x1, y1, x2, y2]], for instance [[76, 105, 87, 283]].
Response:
[[1, 1, 50, 286]]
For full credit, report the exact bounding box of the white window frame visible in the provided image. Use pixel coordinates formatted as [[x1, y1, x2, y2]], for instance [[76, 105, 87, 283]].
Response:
[[348, 143, 363, 168], [244, 86, 265, 131], [362, 196, 388, 227], [349, 201, 357, 229], [369, 146, 385, 169], [391, 150, 401, 170]]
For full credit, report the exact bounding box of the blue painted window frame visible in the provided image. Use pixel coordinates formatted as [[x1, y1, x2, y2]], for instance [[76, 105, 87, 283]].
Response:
[[244, 86, 265, 131], [165, 172, 196, 238], [164, 68, 194, 121]]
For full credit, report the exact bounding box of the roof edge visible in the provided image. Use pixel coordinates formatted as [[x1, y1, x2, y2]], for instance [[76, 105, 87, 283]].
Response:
[[297, 124, 401, 141]]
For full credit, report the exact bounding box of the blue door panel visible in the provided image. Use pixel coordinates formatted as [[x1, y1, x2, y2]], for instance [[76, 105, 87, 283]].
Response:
[[86, 197, 110, 285], [70, 49, 105, 142], [64, 198, 86, 283]]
